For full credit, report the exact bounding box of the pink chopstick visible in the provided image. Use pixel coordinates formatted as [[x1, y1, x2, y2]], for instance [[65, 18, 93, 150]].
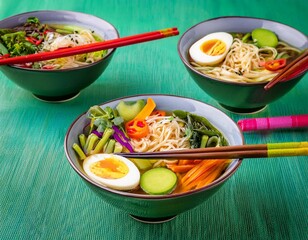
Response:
[[237, 114, 308, 132]]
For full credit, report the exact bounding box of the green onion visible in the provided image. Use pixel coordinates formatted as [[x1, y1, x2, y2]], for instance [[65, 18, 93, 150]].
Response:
[[92, 128, 114, 154], [78, 134, 87, 148], [105, 139, 116, 153], [72, 143, 87, 160], [200, 135, 209, 148]]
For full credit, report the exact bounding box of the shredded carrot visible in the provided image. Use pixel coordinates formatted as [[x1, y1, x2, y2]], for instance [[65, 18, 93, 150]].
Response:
[[181, 160, 218, 186], [196, 165, 222, 189], [174, 159, 231, 193], [179, 171, 208, 192]]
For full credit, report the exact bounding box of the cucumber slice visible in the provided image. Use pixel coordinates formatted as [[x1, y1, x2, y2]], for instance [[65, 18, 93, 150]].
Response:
[[116, 100, 146, 122], [140, 168, 177, 195], [130, 158, 153, 171], [251, 28, 278, 48]]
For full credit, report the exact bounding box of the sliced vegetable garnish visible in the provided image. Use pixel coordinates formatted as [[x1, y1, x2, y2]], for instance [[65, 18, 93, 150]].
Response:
[[140, 168, 177, 195], [125, 119, 149, 139], [133, 97, 156, 120], [252, 28, 278, 48], [112, 125, 134, 152], [123, 98, 156, 139], [264, 58, 287, 71]]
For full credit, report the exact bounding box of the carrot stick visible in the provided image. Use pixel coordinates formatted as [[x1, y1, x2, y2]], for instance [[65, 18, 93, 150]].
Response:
[[181, 160, 218, 185], [196, 166, 221, 189], [178, 159, 196, 165], [134, 98, 156, 120], [167, 164, 196, 173], [179, 164, 217, 192], [196, 161, 229, 189]]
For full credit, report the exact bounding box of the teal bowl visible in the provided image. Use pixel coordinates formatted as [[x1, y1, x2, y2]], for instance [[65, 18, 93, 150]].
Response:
[[178, 17, 308, 114], [0, 10, 119, 102], [64, 94, 243, 223]]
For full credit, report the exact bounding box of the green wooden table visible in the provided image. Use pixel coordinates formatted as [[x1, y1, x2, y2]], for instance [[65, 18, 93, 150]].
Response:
[[0, 0, 307, 239]]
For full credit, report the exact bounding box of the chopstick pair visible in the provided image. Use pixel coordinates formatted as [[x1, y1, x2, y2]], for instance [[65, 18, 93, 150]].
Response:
[[264, 49, 308, 90], [118, 142, 308, 160], [0, 27, 179, 65]]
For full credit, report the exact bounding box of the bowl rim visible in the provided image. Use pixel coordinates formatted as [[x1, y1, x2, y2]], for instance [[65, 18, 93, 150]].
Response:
[[64, 93, 244, 200], [0, 10, 120, 72], [177, 16, 308, 86]]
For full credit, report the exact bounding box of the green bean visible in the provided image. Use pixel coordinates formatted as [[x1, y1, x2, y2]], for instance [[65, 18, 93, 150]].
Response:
[[113, 142, 123, 153], [85, 133, 99, 154], [200, 135, 209, 148], [242, 33, 251, 43], [105, 139, 116, 153], [191, 113, 228, 146], [92, 128, 114, 154], [172, 110, 188, 119], [191, 114, 218, 132], [72, 143, 87, 160], [78, 134, 87, 149], [195, 128, 219, 137]]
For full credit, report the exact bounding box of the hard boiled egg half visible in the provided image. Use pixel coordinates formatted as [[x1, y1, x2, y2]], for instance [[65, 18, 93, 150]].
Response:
[[83, 154, 140, 191], [189, 32, 233, 66]]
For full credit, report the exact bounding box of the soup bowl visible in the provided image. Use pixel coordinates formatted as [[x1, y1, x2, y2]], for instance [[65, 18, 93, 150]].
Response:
[[178, 16, 308, 114], [64, 94, 244, 223], [0, 10, 119, 102]]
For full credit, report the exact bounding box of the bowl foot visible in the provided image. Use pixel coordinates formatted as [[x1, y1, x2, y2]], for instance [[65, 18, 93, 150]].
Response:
[[219, 103, 267, 114], [32, 92, 80, 103], [129, 214, 177, 224]]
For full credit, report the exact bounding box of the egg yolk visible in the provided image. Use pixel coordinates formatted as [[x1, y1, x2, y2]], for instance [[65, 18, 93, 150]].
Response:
[[89, 158, 129, 179], [201, 39, 226, 56]]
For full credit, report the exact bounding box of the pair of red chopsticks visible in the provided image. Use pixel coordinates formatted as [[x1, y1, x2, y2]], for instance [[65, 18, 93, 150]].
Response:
[[0, 27, 179, 65]]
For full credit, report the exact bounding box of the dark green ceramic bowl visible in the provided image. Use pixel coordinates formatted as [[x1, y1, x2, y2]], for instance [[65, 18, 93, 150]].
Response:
[[0, 11, 119, 102], [64, 94, 244, 223], [178, 17, 308, 113]]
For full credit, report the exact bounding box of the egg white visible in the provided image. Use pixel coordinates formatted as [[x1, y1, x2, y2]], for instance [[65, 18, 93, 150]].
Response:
[[189, 32, 233, 66], [83, 154, 140, 191]]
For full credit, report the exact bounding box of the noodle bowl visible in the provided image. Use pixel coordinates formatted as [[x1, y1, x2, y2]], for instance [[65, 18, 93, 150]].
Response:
[[178, 16, 308, 112], [0, 10, 119, 101]]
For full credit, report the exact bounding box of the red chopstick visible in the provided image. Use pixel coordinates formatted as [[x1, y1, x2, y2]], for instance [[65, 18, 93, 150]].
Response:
[[0, 27, 179, 65]]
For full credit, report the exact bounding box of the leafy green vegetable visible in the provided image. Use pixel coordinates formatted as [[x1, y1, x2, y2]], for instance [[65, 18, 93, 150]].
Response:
[[0, 42, 8, 55], [0, 29, 14, 36], [1, 31, 37, 56], [26, 17, 40, 24], [0, 17, 47, 57], [173, 110, 228, 148], [87, 105, 124, 134]]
